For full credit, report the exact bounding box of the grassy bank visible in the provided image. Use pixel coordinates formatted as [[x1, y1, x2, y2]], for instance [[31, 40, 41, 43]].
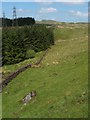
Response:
[[2, 24, 88, 118]]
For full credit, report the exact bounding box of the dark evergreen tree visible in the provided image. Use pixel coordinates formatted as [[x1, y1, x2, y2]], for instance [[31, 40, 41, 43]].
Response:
[[2, 25, 54, 65], [1, 17, 35, 27]]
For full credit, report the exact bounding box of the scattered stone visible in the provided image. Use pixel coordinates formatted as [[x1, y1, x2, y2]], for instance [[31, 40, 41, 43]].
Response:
[[53, 61, 55, 64], [46, 63, 49, 66], [22, 90, 36, 105], [5, 91, 9, 94], [31, 64, 41, 68], [82, 91, 86, 96], [52, 61, 59, 65]]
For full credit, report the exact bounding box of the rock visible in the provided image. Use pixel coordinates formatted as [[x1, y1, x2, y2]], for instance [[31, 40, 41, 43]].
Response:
[[52, 61, 59, 65], [31, 64, 41, 68], [31, 90, 36, 97], [22, 90, 36, 104], [5, 91, 9, 94], [82, 91, 86, 95], [46, 63, 49, 66]]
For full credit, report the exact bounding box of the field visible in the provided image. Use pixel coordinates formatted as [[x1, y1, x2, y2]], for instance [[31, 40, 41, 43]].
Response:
[[2, 23, 88, 118]]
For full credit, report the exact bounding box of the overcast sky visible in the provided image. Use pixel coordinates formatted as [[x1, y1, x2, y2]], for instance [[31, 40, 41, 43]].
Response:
[[1, 0, 90, 22]]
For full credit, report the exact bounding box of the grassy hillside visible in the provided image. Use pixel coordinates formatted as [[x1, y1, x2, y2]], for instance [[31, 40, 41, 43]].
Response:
[[2, 24, 88, 118], [2, 51, 44, 80], [0, 94, 2, 119]]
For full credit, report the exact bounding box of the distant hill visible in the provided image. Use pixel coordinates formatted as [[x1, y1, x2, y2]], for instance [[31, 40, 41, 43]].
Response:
[[36, 20, 88, 25], [36, 20, 61, 25]]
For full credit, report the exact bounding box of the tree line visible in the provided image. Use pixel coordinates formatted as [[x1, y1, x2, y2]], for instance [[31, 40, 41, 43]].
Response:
[[2, 25, 54, 65], [1, 17, 35, 27]]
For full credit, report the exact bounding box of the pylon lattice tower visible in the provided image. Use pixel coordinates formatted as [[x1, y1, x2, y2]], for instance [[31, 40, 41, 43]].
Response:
[[3, 11, 7, 27], [12, 6, 18, 26]]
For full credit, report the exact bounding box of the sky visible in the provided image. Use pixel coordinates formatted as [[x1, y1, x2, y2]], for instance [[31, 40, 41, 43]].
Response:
[[1, 0, 90, 22]]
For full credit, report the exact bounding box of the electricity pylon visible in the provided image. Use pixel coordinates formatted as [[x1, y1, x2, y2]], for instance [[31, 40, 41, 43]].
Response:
[[3, 11, 7, 27], [12, 6, 18, 26]]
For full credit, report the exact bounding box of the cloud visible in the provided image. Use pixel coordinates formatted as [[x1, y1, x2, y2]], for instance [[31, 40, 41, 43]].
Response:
[[17, 8, 23, 12], [36, 7, 57, 20], [69, 10, 88, 17], [17, 8, 31, 13], [39, 7, 57, 13]]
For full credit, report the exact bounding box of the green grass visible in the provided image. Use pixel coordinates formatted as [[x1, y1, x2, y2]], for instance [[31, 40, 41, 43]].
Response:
[[53, 26, 88, 40], [0, 93, 2, 119], [2, 51, 44, 79], [2, 24, 88, 118]]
